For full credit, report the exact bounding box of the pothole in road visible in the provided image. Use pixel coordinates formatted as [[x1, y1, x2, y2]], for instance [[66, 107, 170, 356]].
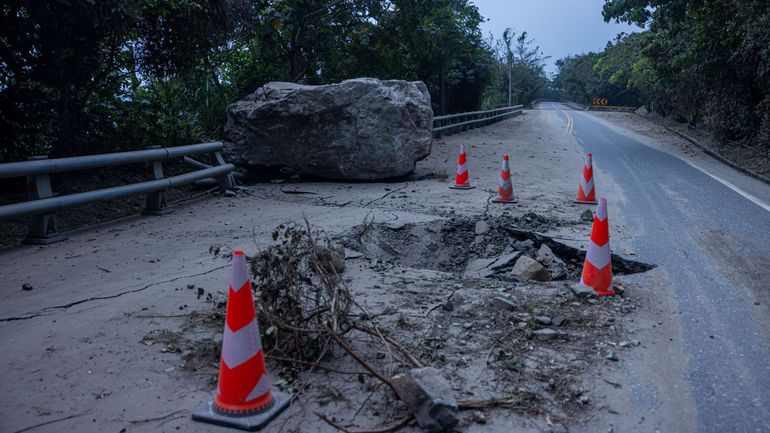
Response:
[[342, 214, 655, 281]]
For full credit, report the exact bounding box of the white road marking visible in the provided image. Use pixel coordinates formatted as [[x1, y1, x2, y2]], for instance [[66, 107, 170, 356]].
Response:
[[681, 159, 770, 213]]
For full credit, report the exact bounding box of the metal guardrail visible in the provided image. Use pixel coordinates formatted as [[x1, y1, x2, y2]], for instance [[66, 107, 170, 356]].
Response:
[[0, 142, 234, 244], [432, 105, 523, 136]]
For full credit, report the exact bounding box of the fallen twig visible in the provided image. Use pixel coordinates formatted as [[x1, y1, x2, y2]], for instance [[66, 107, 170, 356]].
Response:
[[323, 322, 396, 394], [280, 188, 318, 195], [351, 322, 423, 368], [11, 410, 92, 433]]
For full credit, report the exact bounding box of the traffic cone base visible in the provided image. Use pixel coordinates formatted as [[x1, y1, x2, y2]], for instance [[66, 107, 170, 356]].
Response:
[[449, 184, 475, 190], [492, 197, 517, 203], [574, 199, 597, 204], [192, 392, 291, 432]]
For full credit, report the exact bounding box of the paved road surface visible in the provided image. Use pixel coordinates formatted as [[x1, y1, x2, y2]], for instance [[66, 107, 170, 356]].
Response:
[[542, 102, 770, 433]]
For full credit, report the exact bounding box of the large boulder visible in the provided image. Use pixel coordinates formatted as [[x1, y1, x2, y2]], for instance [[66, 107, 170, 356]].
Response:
[[224, 78, 433, 180]]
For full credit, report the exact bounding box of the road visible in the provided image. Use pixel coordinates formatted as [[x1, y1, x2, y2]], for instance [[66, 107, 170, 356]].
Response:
[[541, 102, 770, 433], [1, 104, 768, 433]]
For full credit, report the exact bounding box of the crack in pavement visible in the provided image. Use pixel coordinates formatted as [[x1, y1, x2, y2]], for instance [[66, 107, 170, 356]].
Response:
[[362, 183, 410, 208], [0, 264, 229, 323]]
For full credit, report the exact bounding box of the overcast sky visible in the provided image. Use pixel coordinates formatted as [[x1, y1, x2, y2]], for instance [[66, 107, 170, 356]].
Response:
[[473, 0, 642, 76]]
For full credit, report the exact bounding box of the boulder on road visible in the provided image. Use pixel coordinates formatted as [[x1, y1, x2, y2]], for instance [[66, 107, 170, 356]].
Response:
[[224, 78, 433, 180]]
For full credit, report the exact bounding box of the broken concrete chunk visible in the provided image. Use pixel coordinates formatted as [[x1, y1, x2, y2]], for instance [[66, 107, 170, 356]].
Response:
[[512, 239, 535, 252], [463, 257, 498, 279], [463, 252, 521, 279], [569, 283, 597, 299], [488, 252, 521, 271], [391, 367, 459, 432], [580, 208, 594, 222], [474, 220, 490, 235], [535, 315, 552, 326], [492, 296, 517, 311], [511, 256, 551, 282], [536, 244, 554, 266]]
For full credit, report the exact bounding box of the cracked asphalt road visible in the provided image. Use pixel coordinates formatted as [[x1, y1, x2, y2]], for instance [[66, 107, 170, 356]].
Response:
[[541, 102, 770, 433]]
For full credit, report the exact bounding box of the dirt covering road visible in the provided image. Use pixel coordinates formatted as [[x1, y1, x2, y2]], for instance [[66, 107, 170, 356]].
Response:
[[0, 110, 663, 433]]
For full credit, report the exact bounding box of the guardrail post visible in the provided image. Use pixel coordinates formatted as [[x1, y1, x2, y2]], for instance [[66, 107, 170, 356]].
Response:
[[211, 151, 235, 190], [23, 156, 66, 244], [142, 146, 173, 215]]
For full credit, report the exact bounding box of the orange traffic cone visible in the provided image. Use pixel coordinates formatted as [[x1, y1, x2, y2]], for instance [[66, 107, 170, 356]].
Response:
[[193, 250, 290, 430], [579, 197, 614, 295], [493, 154, 517, 203], [575, 153, 597, 204], [449, 144, 474, 189]]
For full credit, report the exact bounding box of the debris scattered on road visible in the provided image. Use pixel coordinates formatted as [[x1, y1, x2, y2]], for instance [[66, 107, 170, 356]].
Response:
[[21, 283, 33, 291], [391, 367, 459, 432]]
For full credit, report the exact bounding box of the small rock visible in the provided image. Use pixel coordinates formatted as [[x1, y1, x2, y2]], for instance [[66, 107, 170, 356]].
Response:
[[391, 367, 459, 432], [223, 189, 237, 197], [569, 283, 597, 299], [512, 239, 534, 252], [474, 220, 490, 235], [511, 256, 551, 282], [532, 328, 558, 341], [580, 208, 594, 222], [492, 297, 516, 311], [344, 248, 364, 259], [535, 316, 553, 326], [619, 341, 631, 348], [631, 339, 640, 346], [22, 283, 34, 291], [606, 351, 619, 361], [536, 244, 556, 266], [587, 299, 599, 305], [578, 395, 590, 405], [613, 284, 625, 295], [552, 316, 567, 327], [186, 284, 195, 290], [441, 301, 454, 312], [551, 423, 569, 433], [516, 321, 528, 329], [470, 411, 487, 424]]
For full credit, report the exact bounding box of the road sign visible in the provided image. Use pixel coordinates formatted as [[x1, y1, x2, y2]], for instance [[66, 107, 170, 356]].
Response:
[[592, 98, 609, 105]]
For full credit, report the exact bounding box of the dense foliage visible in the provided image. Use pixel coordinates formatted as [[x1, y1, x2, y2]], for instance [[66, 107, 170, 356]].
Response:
[[553, 0, 770, 147], [0, 0, 550, 162]]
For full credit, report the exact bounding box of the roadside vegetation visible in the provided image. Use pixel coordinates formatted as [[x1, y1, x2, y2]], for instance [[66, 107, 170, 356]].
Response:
[[553, 0, 770, 150], [2, 0, 767, 162], [0, 0, 548, 162]]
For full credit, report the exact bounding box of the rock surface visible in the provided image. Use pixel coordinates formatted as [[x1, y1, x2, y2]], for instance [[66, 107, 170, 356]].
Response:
[[391, 367, 459, 432], [224, 78, 433, 180], [511, 255, 551, 282]]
